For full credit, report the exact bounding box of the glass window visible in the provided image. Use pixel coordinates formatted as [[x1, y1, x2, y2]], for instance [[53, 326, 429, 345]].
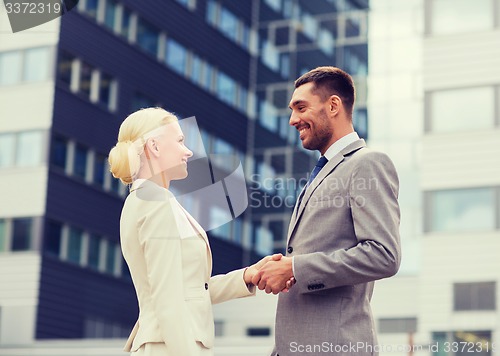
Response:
[[104, 0, 118, 30], [23, 47, 50, 82], [428, 188, 495, 232], [51, 136, 67, 169], [354, 109, 368, 140], [57, 51, 74, 86], [454, 282, 496, 311], [259, 100, 279, 132], [261, 39, 279, 71], [16, 131, 43, 167], [240, 25, 250, 49], [279, 53, 290, 78], [74, 144, 88, 179], [82, 0, 98, 18], [0, 219, 6, 252], [68, 227, 83, 263], [45, 220, 62, 256], [0, 133, 15, 168], [131, 92, 156, 111], [120, 7, 132, 39], [264, 0, 281, 12], [210, 207, 231, 240], [318, 29, 334, 56], [430, 87, 494, 133], [189, 54, 203, 85], [175, 0, 195, 10], [302, 13, 318, 39], [238, 86, 248, 113], [93, 153, 106, 186], [98, 72, 113, 108], [105, 240, 116, 274], [80, 61, 93, 99], [165, 39, 187, 75], [0, 51, 22, 85], [378, 318, 417, 334], [430, 0, 493, 35], [88, 234, 101, 269], [11, 218, 32, 251], [137, 19, 159, 57], [216, 72, 236, 105], [110, 172, 121, 194], [206, 0, 218, 26], [202, 62, 214, 91], [219, 8, 239, 42], [255, 225, 273, 255]]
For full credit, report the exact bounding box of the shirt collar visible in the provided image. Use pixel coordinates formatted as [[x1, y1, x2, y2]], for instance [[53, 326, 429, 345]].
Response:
[[323, 132, 360, 161]]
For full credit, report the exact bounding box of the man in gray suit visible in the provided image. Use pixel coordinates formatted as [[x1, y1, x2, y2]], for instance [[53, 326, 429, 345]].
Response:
[[252, 67, 401, 356]]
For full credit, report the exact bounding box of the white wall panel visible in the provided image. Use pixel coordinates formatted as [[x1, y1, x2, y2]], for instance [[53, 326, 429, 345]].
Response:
[[424, 30, 500, 90], [0, 84, 55, 132], [0, 168, 48, 217], [421, 130, 500, 189], [0, 253, 40, 344]]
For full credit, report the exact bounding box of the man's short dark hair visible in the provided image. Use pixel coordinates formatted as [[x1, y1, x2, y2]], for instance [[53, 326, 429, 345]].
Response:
[[295, 66, 356, 116]]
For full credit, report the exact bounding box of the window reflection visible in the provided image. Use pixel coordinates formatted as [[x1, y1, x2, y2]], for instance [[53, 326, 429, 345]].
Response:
[[430, 0, 493, 35], [428, 188, 495, 232], [17, 131, 43, 167], [12, 218, 32, 251], [0, 134, 15, 168], [430, 87, 494, 132], [165, 39, 187, 75], [137, 19, 159, 57], [0, 51, 21, 85], [68, 227, 83, 263], [80, 61, 93, 99], [24, 47, 50, 82]]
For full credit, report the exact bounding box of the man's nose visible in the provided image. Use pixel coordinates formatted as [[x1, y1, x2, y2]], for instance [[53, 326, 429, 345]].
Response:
[[289, 111, 299, 126]]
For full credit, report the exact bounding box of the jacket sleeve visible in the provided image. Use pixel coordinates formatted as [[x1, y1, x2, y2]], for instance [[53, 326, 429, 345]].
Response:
[[293, 151, 401, 294], [138, 196, 200, 355], [209, 268, 256, 305]]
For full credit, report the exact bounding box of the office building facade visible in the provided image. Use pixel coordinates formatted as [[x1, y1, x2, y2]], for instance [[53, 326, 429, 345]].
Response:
[[369, 0, 500, 355]]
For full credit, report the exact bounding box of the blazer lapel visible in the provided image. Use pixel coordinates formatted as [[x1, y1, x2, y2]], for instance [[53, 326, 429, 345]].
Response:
[[177, 203, 213, 277], [287, 139, 367, 243]]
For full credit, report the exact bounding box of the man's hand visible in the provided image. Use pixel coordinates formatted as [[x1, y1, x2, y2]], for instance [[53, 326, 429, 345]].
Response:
[[251, 257, 294, 294], [243, 253, 283, 284]]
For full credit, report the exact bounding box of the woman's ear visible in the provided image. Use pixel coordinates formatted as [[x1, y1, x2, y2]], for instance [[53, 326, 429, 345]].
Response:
[[145, 138, 161, 158]]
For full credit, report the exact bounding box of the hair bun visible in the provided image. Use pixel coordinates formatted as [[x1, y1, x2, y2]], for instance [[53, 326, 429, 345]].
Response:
[[108, 140, 140, 185]]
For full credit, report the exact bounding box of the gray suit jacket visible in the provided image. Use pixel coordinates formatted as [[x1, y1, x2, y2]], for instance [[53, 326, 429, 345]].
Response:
[[272, 139, 401, 356]]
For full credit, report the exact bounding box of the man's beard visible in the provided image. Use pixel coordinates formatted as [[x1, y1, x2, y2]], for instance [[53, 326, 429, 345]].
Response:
[[303, 109, 331, 152]]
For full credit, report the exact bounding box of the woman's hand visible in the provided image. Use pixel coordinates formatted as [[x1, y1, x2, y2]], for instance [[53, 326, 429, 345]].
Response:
[[244, 254, 296, 292], [244, 254, 282, 284]]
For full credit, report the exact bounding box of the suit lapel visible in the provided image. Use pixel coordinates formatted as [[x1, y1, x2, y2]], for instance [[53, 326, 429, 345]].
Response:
[[177, 203, 213, 277], [287, 139, 367, 244]]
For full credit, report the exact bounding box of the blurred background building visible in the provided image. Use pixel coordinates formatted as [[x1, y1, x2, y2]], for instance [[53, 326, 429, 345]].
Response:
[[369, 0, 500, 355], [0, 0, 368, 354]]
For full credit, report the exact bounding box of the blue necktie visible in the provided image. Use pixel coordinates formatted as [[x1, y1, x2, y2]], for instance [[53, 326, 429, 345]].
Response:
[[306, 156, 328, 187]]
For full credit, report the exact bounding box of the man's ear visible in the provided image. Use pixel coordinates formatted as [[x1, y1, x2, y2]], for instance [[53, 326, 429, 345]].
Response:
[[328, 95, 342, 116]]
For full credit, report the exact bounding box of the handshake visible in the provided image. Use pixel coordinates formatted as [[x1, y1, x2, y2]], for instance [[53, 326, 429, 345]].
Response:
[[243, 254, 296, 294]]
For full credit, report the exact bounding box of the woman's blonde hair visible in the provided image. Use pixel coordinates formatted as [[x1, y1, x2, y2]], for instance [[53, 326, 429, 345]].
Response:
[[108, 107, 178, 185]]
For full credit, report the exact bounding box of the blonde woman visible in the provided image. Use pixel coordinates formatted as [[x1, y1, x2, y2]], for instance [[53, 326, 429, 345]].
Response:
[[109, 108, 281, 356]]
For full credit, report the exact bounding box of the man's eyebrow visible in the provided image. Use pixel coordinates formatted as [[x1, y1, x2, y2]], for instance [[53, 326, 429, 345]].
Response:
[[289, 100, 306, 110]]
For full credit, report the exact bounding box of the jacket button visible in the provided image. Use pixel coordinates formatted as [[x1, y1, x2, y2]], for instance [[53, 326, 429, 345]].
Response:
[[205, 283, 209, 290], [287, 246, 293, 254]]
